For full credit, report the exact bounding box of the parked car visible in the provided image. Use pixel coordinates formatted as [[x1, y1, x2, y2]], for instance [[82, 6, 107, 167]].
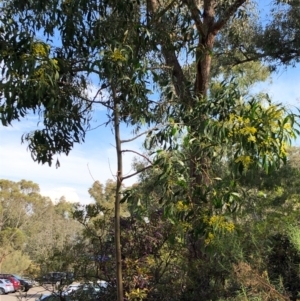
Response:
[[42, 272, 74, 285], [95, 280, 108, 291], [63, 283, 82, 296], [24, 277, 39, 286], [12, 275, 33, 292], [0, 274, 21, 291], [0, 278, 15, 294], [63, 281, 109, 300]]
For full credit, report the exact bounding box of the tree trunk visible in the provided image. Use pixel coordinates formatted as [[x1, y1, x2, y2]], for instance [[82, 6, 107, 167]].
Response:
[[113, 87, 124, 301], [149, 0, 246, 194], [190, 31, 216, 192], [147, 0, 248, 298]]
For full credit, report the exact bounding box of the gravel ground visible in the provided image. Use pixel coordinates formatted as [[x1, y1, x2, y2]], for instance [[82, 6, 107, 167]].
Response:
[[0, 285, 60, 301]]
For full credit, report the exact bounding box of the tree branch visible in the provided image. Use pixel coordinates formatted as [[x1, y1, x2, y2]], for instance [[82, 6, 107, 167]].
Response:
[[92, 84, 110, 103], [148, 0, 192, 103], [152, 0, 177, 23], [121, 149, 153, 165], [80, 95, 113, 110], [86, 121, 110, 132], [121, 127, 159, 143], [161, 47, 191, 101], [183, 0, 205, 37], [212, 0, 247, 34], [122, 164, 153, 181]]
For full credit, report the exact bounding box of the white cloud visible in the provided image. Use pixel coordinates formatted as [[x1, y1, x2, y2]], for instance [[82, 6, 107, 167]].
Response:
[[85, 83, 110, 113], [0, 118, 142, 204], [43, 187, 80, 203]]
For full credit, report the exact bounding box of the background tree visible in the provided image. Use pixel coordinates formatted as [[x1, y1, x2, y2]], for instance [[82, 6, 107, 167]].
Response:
[[0, 180, 38, 271], [0, 179, 83, 275]]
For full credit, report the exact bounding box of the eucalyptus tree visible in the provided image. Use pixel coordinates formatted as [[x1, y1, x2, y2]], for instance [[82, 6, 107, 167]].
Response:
[[255, 0, 300, 66], [0, 2, 151, 299], [0, 179, 83, 274], [0, 179, 37, 268], [88, 180, 129, 216]]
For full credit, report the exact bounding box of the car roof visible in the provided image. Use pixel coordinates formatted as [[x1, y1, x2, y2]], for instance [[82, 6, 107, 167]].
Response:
[[0, 274, 15, 278]]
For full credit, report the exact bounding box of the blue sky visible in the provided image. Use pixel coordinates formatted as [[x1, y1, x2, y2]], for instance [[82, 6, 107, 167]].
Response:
[[0, 106, 144, 203], [0, 1, 299, 204]]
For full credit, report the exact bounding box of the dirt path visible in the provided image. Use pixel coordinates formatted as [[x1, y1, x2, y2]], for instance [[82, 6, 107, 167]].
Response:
[[0, 285, 59, 301]]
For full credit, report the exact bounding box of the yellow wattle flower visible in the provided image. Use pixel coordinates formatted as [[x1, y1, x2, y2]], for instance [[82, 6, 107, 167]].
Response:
[[111, 49, 127, 62]]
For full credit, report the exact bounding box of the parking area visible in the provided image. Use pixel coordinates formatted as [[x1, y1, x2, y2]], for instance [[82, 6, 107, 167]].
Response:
[[0, 286, 58, 301]]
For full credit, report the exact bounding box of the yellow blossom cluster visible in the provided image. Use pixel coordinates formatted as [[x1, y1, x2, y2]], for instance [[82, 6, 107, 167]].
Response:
[[51, 59, 60, 71], [235, 155, 252, 169], [126, 288, 148, 301], [33, 67, 45, 79], [203, 214, 235, 245], [267, 105, 284, 119], [282, 122, 296, 138], [283, 122, 292, 131], [226, 103, 294, 169], [32, 59, 58, 81], [32, 42, 49, 58], [280, 142, 287, 157], [207, 215, 235, 232], [176, 200, 189, 212], [228, 114, 258, 142], [178, 221, 192, 232], [239, 126, 257, 142], [205, 232, 214, 245], [111, 49, 127, 62]]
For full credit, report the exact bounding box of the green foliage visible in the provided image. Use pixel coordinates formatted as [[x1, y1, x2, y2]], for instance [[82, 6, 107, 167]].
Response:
[[124, 148, 300, 300], [287, 225, 300, 252], [257, 0, 300, 65], [0, 179, 83, 274], [88, 180, 129, 216], [0, 250, 32, 274], [139, 81, 298, 232], [267, 233, 300, 301], [0, 228, 26, 250]]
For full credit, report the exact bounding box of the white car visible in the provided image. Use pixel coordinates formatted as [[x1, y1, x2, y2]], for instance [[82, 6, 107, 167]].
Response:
[[63, 280, 109, 297], [96, 280, 108, 288], [63, 282, 82, 296], [0, 278, 15, 294]]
